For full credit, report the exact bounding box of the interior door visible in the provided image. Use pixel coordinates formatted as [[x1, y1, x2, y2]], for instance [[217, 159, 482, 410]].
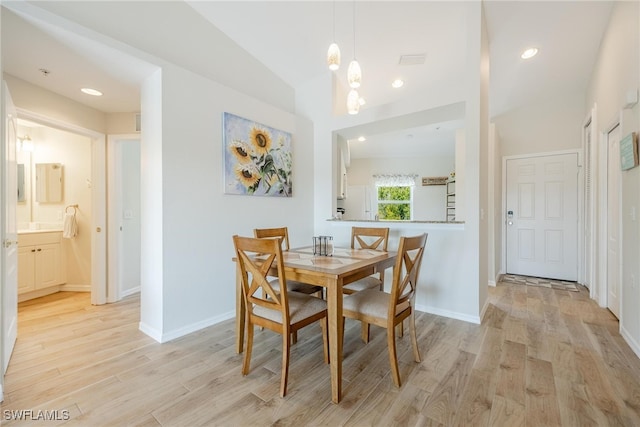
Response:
[[506, 153, 579, 281], [607, 125, 621, 318], [2, 81, 18, 376]]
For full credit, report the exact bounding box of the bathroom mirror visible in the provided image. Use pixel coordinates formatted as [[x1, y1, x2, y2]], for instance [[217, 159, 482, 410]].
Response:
[[17, 164, 25, 202], [35, 163, 63, 203]]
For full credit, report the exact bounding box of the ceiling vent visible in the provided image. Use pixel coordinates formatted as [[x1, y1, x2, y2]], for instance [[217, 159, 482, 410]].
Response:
[[135, 113, 141, 133], [398, 54, 426, 66]]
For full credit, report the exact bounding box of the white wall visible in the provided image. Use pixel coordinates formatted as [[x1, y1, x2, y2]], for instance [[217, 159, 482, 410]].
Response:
[[328, 221, 475, 322], [148, 63, 315, 340], [493, 90, 586, 157], [586, 0, 640, 356]]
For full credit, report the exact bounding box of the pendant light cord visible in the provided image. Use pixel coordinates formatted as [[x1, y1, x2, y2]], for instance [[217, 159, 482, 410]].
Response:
[[352, 1, 356, 58], [332, 1, 336, 41]]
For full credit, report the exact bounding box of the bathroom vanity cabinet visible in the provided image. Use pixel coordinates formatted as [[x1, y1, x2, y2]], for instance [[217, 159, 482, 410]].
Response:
[[18, 231, 66, 297]]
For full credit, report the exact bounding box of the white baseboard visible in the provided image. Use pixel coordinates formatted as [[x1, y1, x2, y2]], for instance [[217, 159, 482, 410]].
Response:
[[480, 297, 490, 322], [60, 284, 90, 292], [121, 287, 140, 298], [620, 325, 640, 359], [138, 322, 163, 343], [0, 383, 3, 403], [139, 311, 235, 344], [488, 280, 496, 287], [415, 304, 481, 325]]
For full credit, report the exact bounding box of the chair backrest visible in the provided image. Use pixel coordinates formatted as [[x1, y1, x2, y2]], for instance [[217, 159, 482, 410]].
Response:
[[351, 227, 390, 251], [233, 235, 289, 323], [389, 233, 427, 317], [254, 227, 291, 251]]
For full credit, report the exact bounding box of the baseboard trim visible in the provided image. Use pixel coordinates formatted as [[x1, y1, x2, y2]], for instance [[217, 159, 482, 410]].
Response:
[[488, 280, 496, 287], [60, 284, 90, 292], [0, 383, 4, 403], [415, 304, 481, 325], [620, 324, 640, 359], [138, 322, 163, 343], [121, 287, 140, 298], [139, 311, 236, 344], [480, 298, 490, 323], [159, 311, 235, 343]]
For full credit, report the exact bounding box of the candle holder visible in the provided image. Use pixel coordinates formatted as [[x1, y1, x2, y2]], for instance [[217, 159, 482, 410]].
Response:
[[313, 235, 334, 256]]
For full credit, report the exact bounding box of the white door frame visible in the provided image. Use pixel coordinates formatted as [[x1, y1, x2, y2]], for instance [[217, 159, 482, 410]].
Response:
[[597, 114, 623, 309], [501, 149, 583, 280], [15, 108, 107, 304], [582, 105, 598, 298]]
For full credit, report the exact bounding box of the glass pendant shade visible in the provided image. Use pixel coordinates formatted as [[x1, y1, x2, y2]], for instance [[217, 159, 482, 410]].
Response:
[[327, 43, 341, 71], [347, 89, 360, 115], [347, 60, 361, 88]]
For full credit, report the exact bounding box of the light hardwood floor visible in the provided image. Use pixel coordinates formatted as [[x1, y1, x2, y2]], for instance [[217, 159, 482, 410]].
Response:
[[3, 281, 640, 426]]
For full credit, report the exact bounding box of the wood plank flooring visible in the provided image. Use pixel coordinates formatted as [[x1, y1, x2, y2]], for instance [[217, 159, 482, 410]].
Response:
[[2, 281, 640, 426]]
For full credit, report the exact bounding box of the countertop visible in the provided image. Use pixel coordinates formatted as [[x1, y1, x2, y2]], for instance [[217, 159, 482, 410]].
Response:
[[18, 229, 63, 234], [327, 218, 465, 224]]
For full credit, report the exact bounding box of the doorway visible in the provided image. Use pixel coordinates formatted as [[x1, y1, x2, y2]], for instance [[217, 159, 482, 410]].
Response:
[[108, 136, 142, 302], [505, 152, 579, 281]]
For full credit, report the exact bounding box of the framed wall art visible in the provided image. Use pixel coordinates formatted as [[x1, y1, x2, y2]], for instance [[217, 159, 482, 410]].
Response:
[[223, 112, 292, 197], [620, 131, 638, 171]]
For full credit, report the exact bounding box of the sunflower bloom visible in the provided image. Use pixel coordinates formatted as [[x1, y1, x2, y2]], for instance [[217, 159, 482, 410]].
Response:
[[229, 139, 252, 164], [250, 127, 272, 155], [235, 163, 260, 188]]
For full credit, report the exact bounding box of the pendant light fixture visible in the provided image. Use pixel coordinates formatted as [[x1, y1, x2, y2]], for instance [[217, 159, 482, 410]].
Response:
[[347, 88, 360, 115], [347, 1, 361, 88], [327, 1, 340, 71]]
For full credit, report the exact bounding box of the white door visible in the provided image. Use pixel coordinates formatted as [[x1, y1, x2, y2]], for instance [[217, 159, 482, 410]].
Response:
[[606, 125, 621, 318], [506, 153, 579, 281], [2, 82, 18, 376]]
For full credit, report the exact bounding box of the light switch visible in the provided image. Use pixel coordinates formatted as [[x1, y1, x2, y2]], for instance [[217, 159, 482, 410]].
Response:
[[123, 209, 134, 219]]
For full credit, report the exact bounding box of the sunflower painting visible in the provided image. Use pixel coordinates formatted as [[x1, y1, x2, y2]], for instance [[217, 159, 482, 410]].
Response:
[[223, 112, 292, 196]]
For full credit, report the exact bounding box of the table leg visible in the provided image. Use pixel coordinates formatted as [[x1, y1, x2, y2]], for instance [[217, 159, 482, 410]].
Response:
[[235, 262, 245, 354], [327, 278, 343, 403]]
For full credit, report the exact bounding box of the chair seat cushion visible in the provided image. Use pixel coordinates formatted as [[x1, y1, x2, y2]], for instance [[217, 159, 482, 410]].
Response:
[[269, 278, 323, 295], [254, 292, 327, 325], [343, 289, 410, 320], [343, 276, 382, 293]]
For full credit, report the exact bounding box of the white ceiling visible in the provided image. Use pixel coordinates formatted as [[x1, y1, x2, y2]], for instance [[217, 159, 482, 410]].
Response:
[[1, 1, 613, 157]]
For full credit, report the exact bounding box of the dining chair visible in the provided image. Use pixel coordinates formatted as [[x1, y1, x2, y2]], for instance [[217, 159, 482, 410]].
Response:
[[233, 235, 329, 398], [342, 233, 427, 387], [254, 227, 324, 299], [343, 226, 390, 294]]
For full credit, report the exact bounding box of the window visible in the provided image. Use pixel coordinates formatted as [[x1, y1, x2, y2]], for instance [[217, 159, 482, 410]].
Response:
[[377, 186, 412, 220]]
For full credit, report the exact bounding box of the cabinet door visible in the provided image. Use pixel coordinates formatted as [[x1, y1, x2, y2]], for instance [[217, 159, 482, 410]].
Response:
[[18, 246, 36, 294], [36, 243, 62, 289]]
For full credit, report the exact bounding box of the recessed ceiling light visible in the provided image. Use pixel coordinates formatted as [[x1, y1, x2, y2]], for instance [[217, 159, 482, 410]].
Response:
[[521, 47, 538, 59], [81, 88, 103, 96], [358, 136, 366, 142], [392, 79, 404, 88]]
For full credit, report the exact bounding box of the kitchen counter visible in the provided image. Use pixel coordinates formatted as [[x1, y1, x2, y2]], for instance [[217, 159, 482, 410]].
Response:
[[327, 218, 464, 225]]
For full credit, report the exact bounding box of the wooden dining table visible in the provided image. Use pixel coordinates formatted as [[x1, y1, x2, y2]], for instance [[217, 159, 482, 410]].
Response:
[[234, 245, 397, 403]]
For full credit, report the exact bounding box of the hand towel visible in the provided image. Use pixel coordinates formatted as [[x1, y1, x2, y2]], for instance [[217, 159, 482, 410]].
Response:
[[63, 212, 78, 239]]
